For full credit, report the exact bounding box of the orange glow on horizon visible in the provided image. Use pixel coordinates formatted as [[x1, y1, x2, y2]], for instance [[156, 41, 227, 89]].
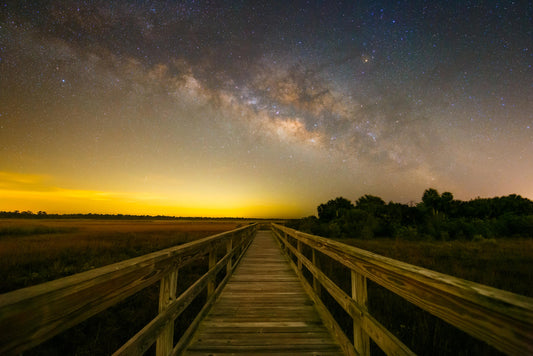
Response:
[[0, 171, 308, 218]]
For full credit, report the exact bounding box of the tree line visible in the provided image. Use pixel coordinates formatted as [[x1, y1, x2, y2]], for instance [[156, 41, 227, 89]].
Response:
[[0, 211, 253, 221], [288, 189, 533, 240], [0, 211, 184, 220]]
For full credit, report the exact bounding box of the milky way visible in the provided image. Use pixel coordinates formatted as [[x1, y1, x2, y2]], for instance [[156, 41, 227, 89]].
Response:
[[1, 1, 532, 217]]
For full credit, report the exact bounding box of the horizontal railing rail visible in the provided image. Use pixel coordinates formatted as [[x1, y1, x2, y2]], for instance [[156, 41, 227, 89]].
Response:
[[0, 223, 258, 356], [271, 223, 533, 356]]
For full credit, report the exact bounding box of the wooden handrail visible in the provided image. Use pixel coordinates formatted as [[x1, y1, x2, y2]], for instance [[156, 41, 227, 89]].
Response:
[[271, 223, 533, 356], [0, 223, 258, 355]]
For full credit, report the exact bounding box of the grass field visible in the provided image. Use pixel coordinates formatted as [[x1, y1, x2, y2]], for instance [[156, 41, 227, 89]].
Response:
[[335, 237, 533, 297], [0, 219, 242, 293], [0, 218, 244, 355]]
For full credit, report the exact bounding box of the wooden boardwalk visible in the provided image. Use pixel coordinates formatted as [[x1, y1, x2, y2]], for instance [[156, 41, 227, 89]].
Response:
[[184, 230, 344, 355]]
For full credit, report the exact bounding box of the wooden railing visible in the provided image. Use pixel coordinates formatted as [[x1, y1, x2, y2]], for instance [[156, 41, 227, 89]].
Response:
[[0, 223, 258, 356], [271, 223, 533, 356]]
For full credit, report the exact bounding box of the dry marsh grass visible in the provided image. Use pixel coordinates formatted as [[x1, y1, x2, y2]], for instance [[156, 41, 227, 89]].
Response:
[[0, 219, 241, 293], [336, 237, 533, 297], [0, 218, 244, 355]]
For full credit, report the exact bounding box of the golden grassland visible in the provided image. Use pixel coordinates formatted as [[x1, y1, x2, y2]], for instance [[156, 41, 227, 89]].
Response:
[[0, 219, 242, 293], [0, 219, 245, 355], [336, 237, 533, 297]]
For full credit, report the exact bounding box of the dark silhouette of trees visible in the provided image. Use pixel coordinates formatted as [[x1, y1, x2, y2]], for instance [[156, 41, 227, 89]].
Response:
[[0, 211, 252, 220], [317, 197, 355, 222], [355, 195, 386, 215], [421, 188, 441, 216], [288, 189, 533, 240], [440, 191, 454, 217]]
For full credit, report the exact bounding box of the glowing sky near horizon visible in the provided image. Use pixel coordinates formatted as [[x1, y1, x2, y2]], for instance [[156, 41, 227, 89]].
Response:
[[1, 1, 532, 218]]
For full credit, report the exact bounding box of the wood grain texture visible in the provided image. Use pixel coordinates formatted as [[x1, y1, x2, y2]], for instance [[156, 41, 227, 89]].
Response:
[[352, 271, 369, 356], [276, 237, 358, 356], [113, 247, 235, 356], [183, 231, 344, 356], [272, 223, 533, 356], [273, 228, 414, 355], [171, 235, 254, 356], [156, 267, 178, 356]]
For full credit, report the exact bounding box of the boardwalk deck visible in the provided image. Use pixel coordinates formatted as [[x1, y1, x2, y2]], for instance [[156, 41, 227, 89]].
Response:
[[184, 230, 344, 356]]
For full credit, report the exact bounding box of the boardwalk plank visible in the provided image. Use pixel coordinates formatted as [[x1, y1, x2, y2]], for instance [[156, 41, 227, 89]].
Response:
[[183, 230, 344, 356]]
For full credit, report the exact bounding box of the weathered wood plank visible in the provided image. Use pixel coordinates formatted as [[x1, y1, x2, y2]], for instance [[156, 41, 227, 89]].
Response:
[[183, 231, 344, 356], [190, 336, 340, 346], [185, 351, 344, 356], [187, 345, 343, 353], [196, 324, 329, 334]]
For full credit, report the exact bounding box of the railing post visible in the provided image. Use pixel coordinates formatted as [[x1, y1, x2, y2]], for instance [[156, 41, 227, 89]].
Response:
[[297, 240, 302, 271], [312, 249, 321, 296], [239, 231, 245, 257], [156, 267, 178, 356], [207, 246, 217, 296], [226, 237, 233, 274], [351, 270, 370, 356]]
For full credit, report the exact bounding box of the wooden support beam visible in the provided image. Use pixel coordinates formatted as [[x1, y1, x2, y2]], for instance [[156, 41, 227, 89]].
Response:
[[208, 248, 217, 297], [226, 238, 233, 274], [352, 270, 370, 356], [312, 249, 321, 296], [297, 240, 303, 271], [156, 267, 178, 356]]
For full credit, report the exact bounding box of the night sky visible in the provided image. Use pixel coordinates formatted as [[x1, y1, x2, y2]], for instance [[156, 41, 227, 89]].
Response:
[[1, 1, 532, 218]]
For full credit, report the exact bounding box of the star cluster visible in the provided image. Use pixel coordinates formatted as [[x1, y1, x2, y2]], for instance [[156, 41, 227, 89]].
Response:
[[1, 1, 532, 217]]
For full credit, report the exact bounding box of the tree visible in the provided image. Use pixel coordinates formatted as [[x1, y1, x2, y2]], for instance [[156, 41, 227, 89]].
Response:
[[294, 216, 321, 235], [422, 188, 441, 215], [355, 195, 386, 215], [440, 191, 454, 217], [317, 197, 354, 222]]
